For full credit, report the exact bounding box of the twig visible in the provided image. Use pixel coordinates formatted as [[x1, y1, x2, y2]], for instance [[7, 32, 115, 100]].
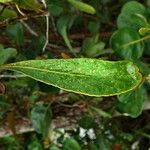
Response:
[[40, 0, 47, 9], [20, 20, 38, 37], [40, 0, 49, 53], [50, 16, 58, 36], [42, 13, 49, 53], [0, 11, 48, 27]]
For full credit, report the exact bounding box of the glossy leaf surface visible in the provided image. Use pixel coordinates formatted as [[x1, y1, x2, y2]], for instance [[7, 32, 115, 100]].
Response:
[[0, 59, 142, 97], [110, 27, 144, 60]]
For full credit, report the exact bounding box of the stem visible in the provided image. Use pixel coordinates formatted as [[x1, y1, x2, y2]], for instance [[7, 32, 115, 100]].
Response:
[[122, 35, 150, 48], [135, 130, 150, 139]]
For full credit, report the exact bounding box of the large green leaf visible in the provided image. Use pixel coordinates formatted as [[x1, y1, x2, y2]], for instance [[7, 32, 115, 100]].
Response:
[[0, 58, 142, 97], [110, 27, 144, 60], [116, 86, 147, 118], [117, 1, 148, 30]]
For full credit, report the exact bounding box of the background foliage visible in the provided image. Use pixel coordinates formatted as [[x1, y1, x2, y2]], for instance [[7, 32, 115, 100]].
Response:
[[0, 0, 150, 149]]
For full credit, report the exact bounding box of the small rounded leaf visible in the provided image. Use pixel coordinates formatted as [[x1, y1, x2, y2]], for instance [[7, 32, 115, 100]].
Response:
[[110, 27, 144, 60], [63, 138, 81, 150]]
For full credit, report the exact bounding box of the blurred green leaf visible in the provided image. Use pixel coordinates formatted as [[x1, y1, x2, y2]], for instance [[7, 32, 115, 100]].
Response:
[[27, 140, 43, 150], [82, 35, 105, 57], [25, 34, 46, 59], [116, 86, 147, 118], [96, 135, 111, 150], [6, 22, 24, 45], [139, 27, 150, 35], [0, 6, 17, 21], [88, 21, 100, 33], [134, 61, 150, 75], [27, 135, 43, 150], [0, 136, 19, 150], [0, 45, 17, 65], [110, 27, 144, 60], [49, 146, 61, 150], [0, 0, 12, 2], [48, 0, 63, 16], [117, 1, 148, 30], [0, 58, 142, 96], [63, 138, 81, 150], [89, 143, 98, 150], [13, 0, 42, 11], [30, 104, 52, 137], [57, 15, 76, 54], [67, 0, 96, 14], [79, 115, 96, 129]]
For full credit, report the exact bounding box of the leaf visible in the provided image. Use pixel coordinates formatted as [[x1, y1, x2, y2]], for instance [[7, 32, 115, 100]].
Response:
[[67, 0, 96, 14], [30, 104, 52, 137], [89, 143, 98, 150], [79, 115, 97, 129], [6, 22, 24, 45], [13, 0, 42, 12], [0, 58, 142, 97], [139, 27, 150, 35], [0, 6, 17, 21], [82, 35, 105, 57], [57, 15, 76, 54], [134, 61, 150, 75], [110, 27, 144, 60], [0, 0, 12, 2], [49, 146, 61, 150], [63, 138, 81, 150], [88, 21, 100, 33], [48, 0, 63, 16], [117, 1, 148, 30], [27, 136, 43, 150], [96, 135, 111, 150], [0, 45, 17, 65], [25, 34, 46, 59], [116, 86, 147, 118]]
